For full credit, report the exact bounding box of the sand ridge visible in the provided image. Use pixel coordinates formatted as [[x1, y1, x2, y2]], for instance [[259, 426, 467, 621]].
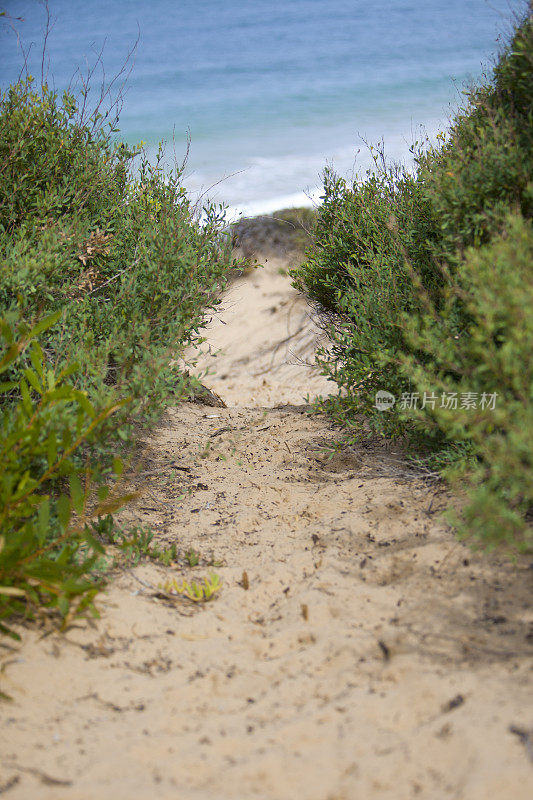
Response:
[[1, 256, 532, 799]]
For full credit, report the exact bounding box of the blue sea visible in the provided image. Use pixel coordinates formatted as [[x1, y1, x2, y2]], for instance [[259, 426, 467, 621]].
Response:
[[0, 0, 526, 218]]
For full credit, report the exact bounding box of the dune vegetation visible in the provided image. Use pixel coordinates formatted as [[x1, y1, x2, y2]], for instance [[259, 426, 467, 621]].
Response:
[[0, 77, 237, 636]]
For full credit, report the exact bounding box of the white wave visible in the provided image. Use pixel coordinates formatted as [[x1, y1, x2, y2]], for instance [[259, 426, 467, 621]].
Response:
[[186, 116, 446, 220], [225, 188, 323, 222]]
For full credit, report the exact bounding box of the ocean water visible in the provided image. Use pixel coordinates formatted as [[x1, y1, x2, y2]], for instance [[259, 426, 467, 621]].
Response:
[[0, 0, 525, 218]]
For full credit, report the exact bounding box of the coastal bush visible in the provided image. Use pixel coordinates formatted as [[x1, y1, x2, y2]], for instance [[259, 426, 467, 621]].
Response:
[[293, 12, 533, 549], [292, 161, 438, 440], [0, 77, 236, 631], [0, 313, 134, 638], [0, 79, 234, 440], [403, 214, 533, 551]]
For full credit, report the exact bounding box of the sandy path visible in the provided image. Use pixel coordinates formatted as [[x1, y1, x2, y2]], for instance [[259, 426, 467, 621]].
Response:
[[188, 254, 332, 407], [1, 258, 532, 799]]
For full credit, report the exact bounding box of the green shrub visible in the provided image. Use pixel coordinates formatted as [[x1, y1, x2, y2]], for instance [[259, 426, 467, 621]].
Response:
[[0, 78, 129, 234], [403, 214, 533, 551], [292, 161, 438, 439], [293, 13, 533, 549], [0, 313, 134, 638], [0, 80, 235, 443], [0, 77, 238, 632]]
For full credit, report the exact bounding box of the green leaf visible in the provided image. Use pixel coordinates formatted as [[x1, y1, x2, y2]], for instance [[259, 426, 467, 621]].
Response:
[[19, 379, 32, 415], [46, 432, 58, 468], [62, 427, 72, 451], [81, 530, 105, 555], [57, 596, 69, 617], [57, 361, 80, 381], [70, 474, 84, 515], [0, 343, 23, 374], [29, 341, 44, 379], [57, 495, 71, 531], [37, 498, 50, 544], [0, 317, 14, 343], [46, 386, 74, 402], [74, 390, 95, 419], [96, 492, 137, 516], [28, 311, 61, 339], [23, 367, 41, 394]]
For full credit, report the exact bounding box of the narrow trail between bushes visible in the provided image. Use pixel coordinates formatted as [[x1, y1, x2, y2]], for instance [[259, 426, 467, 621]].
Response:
[[1, 256, 532, 800]]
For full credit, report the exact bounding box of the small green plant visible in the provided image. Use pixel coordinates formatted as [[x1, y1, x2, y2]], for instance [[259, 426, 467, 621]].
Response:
[[159, 573, 221, 602], [185, 549, 200, 567], [156, 544, 178, 567], [93, 516, 178, 567], [198, 440, 213, 459]]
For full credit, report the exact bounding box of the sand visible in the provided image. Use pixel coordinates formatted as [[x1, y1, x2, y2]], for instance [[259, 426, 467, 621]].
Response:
[[1, 254, 532, 799]]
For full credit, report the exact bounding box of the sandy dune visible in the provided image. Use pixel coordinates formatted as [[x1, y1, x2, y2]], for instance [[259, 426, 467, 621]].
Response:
[[1, 256, 532, 799]]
